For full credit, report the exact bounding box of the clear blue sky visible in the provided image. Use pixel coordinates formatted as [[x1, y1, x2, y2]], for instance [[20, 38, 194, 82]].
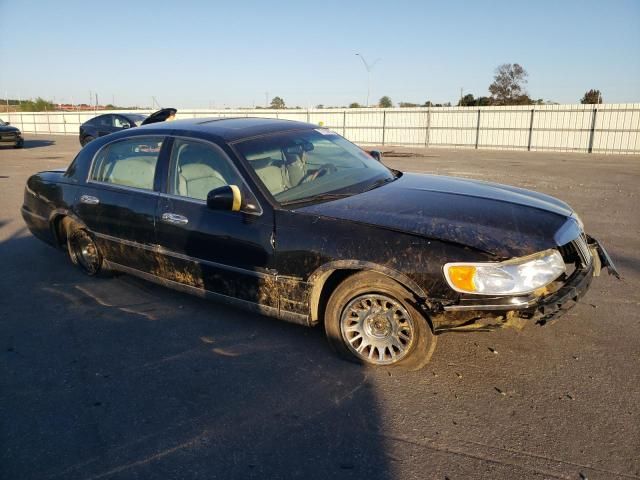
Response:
[[1, 0, 639, 108]]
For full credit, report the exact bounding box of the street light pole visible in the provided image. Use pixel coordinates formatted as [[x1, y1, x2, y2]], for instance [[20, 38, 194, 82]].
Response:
[[355, 53, 380, 107]]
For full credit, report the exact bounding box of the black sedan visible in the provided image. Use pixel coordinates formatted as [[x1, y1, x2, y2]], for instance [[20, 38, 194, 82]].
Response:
[[22, 118, 618, 369], [78, 108, 177, 146], [0, 118, 24, 148]]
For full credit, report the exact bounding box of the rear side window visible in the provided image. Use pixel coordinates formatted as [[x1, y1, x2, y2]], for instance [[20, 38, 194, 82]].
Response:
[[97, 115, 112, 127], [90, 137, 164, 191]]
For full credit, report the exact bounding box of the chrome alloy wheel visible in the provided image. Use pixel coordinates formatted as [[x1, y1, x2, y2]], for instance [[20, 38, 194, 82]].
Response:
[[340, 294, 416, 365]]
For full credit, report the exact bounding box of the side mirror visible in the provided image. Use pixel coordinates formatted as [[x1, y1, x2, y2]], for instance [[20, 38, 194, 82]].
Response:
[[370, 150, 383, 162], [5, 122, 10, 126], [122, 124, 130, 129], [207, 185, 243, 212]]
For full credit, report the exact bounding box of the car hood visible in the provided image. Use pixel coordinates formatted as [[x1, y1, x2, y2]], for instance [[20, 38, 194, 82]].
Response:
[[296, 173, 576, 258], [0, 125, 20, 133]]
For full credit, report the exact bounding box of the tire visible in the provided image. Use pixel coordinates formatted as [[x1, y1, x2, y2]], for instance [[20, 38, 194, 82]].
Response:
[[324, 271, 437, 371], [81, 135, 94, 147], [14, 139, 24, 149], [65, 221, 104, 276]]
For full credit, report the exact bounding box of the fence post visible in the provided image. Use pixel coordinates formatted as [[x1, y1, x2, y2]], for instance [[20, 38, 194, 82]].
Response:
[[425, 107, 431, 147], [588, 107, 598, 153], [527, 108, 535, 151], [382, 110, 386, 146], [475, 108, 481, 149], [307, 110, 310, 123], [343, 110, 346, 136]]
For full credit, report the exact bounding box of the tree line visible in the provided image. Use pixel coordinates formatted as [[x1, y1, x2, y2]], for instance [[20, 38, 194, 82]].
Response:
[[4, 64, 605, 112]]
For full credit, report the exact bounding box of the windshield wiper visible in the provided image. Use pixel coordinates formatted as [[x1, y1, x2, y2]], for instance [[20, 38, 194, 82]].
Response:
[[280, 192, 352, 207], [363, 176, 395, 192]]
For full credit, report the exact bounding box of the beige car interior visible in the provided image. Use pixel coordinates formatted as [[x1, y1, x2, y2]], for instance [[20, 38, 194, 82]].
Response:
[[107, 156, 157, 190], [172, 143, 233, 200], [249, 148, 309, 195]]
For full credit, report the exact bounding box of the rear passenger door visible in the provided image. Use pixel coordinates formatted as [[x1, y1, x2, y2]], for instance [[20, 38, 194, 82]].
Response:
[[96, 115, 115, 137], [77, 136, 166, 272], [154, 138, 276, 309]]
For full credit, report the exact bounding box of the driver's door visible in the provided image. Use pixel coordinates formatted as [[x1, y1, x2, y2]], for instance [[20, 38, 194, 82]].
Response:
[[154, 137, 276, 309]]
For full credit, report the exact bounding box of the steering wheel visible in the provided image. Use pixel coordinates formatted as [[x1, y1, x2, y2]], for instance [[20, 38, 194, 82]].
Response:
[[303, 163, 337, 183]]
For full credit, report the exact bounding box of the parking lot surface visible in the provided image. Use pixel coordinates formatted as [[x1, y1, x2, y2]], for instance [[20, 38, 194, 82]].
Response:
[[1, 135, 639, 479]]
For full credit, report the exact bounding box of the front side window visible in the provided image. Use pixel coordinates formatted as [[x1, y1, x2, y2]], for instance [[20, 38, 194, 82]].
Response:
[[234, 128, 394, 205], [168, 138, 261, 213], [90, 136, 164, 190], [113, 116, 131, 128]]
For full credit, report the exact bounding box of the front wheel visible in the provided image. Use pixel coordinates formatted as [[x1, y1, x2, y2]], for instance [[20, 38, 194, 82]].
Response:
[[324, 271, 437, 370]]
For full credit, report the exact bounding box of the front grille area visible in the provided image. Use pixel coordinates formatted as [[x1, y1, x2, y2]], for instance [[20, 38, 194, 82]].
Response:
[[558, 233, 592, 269], [573, 234, 592, 267]]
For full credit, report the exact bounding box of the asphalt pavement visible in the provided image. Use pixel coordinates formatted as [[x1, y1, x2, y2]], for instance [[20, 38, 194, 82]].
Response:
[[1, 135, 639, 480]]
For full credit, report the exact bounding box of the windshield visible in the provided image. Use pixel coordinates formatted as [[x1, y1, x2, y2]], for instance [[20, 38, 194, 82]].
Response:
[[234, 128, 394, 205], [128, 114, 148, 127]]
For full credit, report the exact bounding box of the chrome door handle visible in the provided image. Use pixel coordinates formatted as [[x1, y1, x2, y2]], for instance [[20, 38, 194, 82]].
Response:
[[80, 195, 100, 205], [161, 213, 189, 225]]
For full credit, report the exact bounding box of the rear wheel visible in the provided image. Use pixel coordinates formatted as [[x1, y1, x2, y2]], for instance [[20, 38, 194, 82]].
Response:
[[324, 271, 437, 370], [66, 222, 103, 276]]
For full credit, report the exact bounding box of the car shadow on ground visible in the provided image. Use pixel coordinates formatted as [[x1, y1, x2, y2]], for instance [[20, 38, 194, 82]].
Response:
[[0, 233, 392, 480], [0, 139, 56, 149], [21, 139, 57, 149]]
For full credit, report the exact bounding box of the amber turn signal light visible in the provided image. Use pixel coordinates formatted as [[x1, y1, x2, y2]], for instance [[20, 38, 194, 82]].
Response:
[[446, 265, 477, 292]]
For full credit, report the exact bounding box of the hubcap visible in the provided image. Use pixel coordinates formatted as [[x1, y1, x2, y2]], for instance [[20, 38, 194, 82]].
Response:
[[340, 294, 415, 365]]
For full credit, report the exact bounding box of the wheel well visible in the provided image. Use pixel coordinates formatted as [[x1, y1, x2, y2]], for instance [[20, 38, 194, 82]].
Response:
[[310, 268, 431, 328], [52, 215, 73, 249], [310, 269, 355, 325], [308, 269, 354, 325]]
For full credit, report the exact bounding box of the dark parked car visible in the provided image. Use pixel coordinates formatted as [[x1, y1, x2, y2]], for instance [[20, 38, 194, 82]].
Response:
[[79, 113, 148, 146], [0, 118, 24, 148], [78, 108, 178, 146], [22, 118, 618, 369]]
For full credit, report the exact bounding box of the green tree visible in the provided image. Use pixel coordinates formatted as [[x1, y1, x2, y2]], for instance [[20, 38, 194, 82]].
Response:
[[20, 97, 56, 112], [378, 96, 393, 108], [581, 89, 602, 104], [270, 96, 285, 109], [423, 101, 433, 107], [457, 94, 476, 106], [489, 63, 529, 105], [399, 102, 419, 108], [349, 102, 361, 108]]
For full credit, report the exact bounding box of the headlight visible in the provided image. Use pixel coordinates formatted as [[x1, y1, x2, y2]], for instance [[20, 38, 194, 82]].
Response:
[[443, 249, 565, 295]]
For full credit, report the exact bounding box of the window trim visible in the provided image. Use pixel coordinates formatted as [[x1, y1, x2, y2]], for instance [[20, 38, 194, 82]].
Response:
[[165, 135, 264, 216], [86, 134, 166, 193]]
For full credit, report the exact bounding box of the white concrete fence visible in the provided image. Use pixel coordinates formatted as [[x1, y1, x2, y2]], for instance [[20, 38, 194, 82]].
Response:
[[4, 104, 640, 154]]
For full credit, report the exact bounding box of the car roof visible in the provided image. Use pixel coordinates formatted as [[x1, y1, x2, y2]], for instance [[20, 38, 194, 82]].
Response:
[[136, 117, 317, 142]]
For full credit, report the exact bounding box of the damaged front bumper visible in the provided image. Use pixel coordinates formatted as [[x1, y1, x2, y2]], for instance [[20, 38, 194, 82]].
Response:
[[433, 237, 619, 332]]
